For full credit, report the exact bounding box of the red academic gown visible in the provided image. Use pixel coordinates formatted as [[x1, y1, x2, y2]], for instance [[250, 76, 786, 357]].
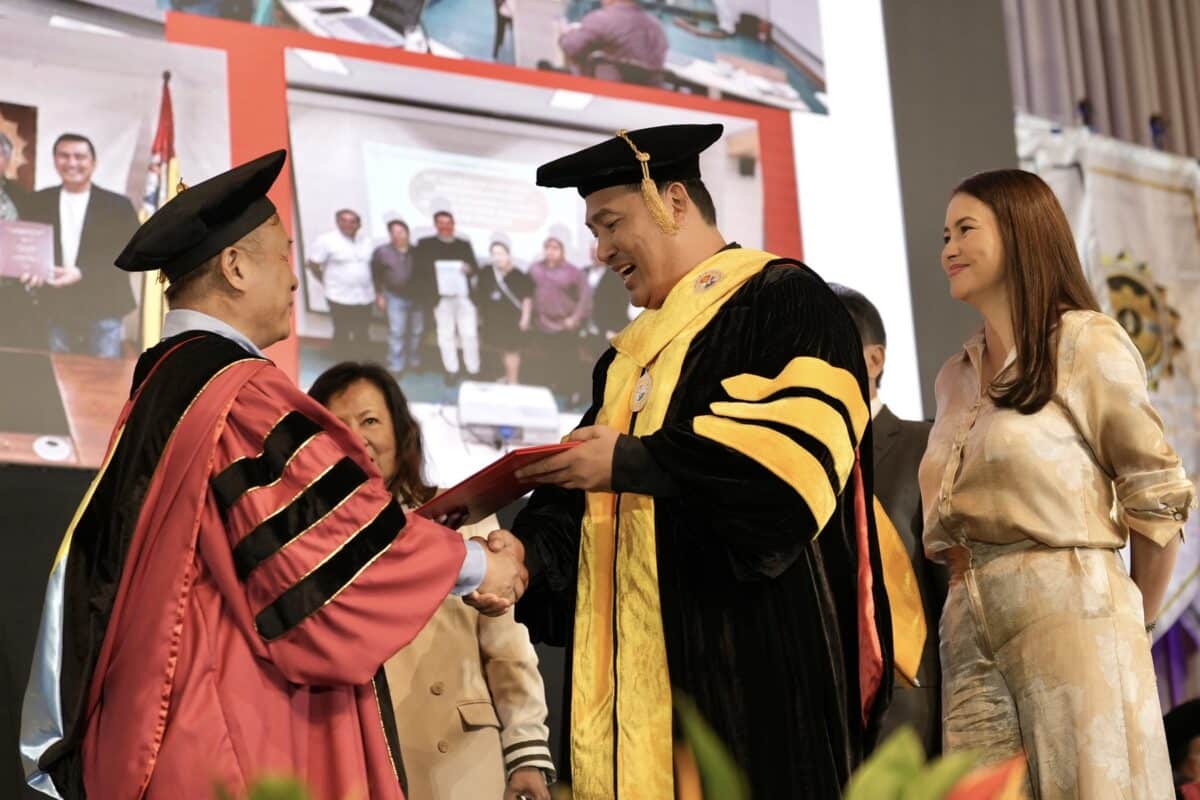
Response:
[[21, 332, 465, 799]]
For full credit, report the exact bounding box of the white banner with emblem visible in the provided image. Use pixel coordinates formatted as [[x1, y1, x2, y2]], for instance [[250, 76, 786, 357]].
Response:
[[1018, 112, 1200, 642]]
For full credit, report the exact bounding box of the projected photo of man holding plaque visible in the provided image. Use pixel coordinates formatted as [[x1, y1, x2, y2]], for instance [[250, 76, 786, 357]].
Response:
[[0, 19, 230, 469], [22, 132, 142, 359]]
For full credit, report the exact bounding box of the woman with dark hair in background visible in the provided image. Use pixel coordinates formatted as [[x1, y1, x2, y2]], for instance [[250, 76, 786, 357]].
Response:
[[922, 168, 1192, 798], [309, 362, 554, 800], [476, 238, 534, 384]]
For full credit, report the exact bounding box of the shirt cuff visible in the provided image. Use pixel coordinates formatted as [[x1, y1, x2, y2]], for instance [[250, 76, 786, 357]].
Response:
[[504, 739, 556, 783], [611, 434, 679, 497], [451, 539, 486, 596]]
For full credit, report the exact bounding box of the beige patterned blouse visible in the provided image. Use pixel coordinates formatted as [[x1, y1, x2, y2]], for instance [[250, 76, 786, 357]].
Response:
[[920, 310, 1195, 561]]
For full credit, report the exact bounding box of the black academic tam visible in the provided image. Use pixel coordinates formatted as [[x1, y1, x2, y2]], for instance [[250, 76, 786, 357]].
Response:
[[536, 123, 723, 197], [115, 149, 286, 282]]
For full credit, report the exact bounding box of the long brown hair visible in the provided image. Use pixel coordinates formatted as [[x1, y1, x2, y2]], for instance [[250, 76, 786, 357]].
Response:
[[953, 169, 1100, 414], [308, 362, 437, 506]]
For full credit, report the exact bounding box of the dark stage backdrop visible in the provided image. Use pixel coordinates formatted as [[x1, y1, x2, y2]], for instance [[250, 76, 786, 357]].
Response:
[[0, 465, 93, 800]]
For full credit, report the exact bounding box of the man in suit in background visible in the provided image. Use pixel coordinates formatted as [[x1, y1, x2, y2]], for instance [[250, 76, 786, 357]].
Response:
[[832, 283, 945, 756], [24, 133, 139, 358]]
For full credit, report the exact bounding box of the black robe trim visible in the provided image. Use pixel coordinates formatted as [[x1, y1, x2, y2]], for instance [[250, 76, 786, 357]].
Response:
[[232, 456, 368, 580], [371, 667, 408, 797], [756, 385, 862, 448], [211, 410, 324, 514], [255, 500, 406, 641]]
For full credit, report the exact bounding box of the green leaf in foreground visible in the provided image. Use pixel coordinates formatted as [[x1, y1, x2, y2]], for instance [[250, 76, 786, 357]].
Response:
[[844, 726, 925, 800], [673, 692, 751, 800]]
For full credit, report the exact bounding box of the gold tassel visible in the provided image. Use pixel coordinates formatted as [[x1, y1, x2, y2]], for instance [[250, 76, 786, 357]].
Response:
[[615, 129, 679, 235]]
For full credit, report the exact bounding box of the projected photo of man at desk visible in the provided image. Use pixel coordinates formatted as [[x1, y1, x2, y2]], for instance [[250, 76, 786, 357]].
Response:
[[521, 0, 827, 114], [280, 0, 441, 55]]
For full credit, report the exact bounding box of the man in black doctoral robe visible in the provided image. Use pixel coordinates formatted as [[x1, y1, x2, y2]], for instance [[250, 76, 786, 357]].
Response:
[[485, 124, 894, 799]]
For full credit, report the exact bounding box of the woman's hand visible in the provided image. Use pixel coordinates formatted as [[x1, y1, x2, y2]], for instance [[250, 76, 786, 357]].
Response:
[[504, 767, 550, 800], [1131, 528, 1182, 625]]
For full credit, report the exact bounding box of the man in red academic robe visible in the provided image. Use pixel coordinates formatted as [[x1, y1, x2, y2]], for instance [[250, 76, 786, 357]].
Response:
[[19, 150, 526, 799]]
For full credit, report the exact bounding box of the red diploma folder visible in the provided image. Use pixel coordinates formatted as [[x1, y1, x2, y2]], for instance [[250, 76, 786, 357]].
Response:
[[415, 442, 581, 525]]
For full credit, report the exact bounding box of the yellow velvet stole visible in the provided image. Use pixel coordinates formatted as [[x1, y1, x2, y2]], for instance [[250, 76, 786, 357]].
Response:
[[874, 499, 928, 687], [570, 247, 773, 800]]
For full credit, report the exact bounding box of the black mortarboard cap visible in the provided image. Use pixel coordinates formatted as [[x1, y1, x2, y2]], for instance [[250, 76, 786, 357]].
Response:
[[536, 124, 723, 197], [115, 149, 286, 282], [1165, 698, 1200, 769]]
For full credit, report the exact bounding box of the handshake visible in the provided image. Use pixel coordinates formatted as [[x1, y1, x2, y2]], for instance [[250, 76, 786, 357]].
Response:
[[463, 530, 529, 617]]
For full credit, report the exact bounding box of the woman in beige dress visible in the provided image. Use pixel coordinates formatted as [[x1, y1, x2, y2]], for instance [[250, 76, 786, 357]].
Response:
[[310, 362, 554, 800], [922, 169, 1194, 798]]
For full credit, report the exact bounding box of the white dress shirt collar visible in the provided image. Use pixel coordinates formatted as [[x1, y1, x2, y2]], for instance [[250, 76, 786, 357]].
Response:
[[160, 308, 265, 357]]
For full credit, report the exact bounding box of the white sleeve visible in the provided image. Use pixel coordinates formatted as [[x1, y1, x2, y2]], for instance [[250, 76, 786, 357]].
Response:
[[308, 232, 330, 264]]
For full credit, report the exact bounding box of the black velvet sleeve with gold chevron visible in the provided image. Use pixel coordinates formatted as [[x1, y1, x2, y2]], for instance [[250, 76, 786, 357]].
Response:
[[516, 260, 895, 793], [637, 261, 896, 773], [638, 262, 872, 582]]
